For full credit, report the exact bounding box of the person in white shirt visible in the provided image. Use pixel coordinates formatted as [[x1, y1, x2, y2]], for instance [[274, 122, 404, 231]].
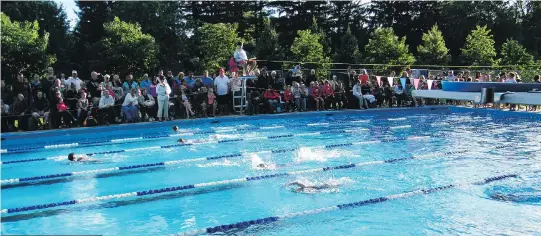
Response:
[[98, 90, 115, 124], [234, 42, 248, 75], [214, 68, 230, 115], [504, 72, 518, 83], [66, 70, 83, 91], [156, 76, 171, 121], [121, 88, 139, 122], [352, 80, 364, 109]]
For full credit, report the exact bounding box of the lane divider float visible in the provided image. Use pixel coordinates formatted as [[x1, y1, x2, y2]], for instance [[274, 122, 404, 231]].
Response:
[[0, 115, 454, 154], [0, 135, 451, 185], [0, 145, 517, 214], [173, 173, 518, 236]]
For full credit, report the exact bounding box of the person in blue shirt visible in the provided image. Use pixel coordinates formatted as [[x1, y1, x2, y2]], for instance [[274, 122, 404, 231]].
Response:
[[122, 74, 138, 94], [184, 71, 195, 88], [139, 73, 151, 94], [201, 70, 214, 88]]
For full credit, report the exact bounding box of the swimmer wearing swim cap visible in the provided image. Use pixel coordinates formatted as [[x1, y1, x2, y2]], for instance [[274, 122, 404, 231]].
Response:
[[172, 126, 179, 132], [68, 153, 92, 162], [287, 181, 340, 193], [178, 138, 185, 144]]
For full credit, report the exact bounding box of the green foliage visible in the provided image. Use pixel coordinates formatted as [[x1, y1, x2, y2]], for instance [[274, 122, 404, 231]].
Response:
[[197, 23, 240, 72], [111, 1, 187, 70], [364, 27, 415, 73], [460, 25, 498, 66], [500, 39, 539, 82], [254, 18, 282, 61], [417, 25, 450, 65], [95, 17, 158, 76], [1, 13, 55, 83], [500, 39, 535, 66], [1, 1, 70, 72], [309, 17, 332, 56], [290, 29, 331, 79], [335, 26, 360, 64]]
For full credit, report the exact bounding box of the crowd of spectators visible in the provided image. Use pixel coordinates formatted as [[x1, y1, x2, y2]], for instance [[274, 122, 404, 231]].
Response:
[[1, 65, 540, 132]]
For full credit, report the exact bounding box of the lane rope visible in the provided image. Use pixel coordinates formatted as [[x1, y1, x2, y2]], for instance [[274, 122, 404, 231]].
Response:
[[173, 173, 518, 236], [0, 144, 517, 214], [3, 122, 537, 166], [0, 113, 491, 154], [1, 135, 466, 185], [0, 124, 447, 165]]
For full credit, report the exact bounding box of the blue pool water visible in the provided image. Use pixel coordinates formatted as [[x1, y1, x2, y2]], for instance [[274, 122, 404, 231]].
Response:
[[1, 107, 541, 235]]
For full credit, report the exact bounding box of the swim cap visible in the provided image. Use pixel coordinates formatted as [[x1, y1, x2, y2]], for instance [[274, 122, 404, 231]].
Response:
[[68, 153, 75, 161]]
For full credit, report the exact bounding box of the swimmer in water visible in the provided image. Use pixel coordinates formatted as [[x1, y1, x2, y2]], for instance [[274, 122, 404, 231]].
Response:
[[287, 181, 340, 193], [178, 138, 186, 144], [172, 125, 179, 132], [67, 153, 93, 162]]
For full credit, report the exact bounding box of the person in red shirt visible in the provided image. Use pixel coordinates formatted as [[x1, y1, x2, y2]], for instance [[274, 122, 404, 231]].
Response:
[[322, 80, 335, 110], [263, 85, 280, 113], [283, 85, 293, 112], [311, 81, 324, 111], [56, 97, 76, 127]]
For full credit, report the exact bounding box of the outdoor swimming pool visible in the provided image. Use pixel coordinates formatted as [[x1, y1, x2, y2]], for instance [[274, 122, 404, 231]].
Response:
[[1, 106, 540, 235]]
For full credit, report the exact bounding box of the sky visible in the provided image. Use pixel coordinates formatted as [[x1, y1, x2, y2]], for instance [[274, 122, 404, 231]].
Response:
[[54, 0, 79, 29]]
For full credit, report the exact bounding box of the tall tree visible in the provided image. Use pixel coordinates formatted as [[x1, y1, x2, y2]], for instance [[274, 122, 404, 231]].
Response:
[[521, 1, 541, 57], [416, 25, 450, 65], [335, 26, 360, 65], [1, 13, 55, 83], [290, 29, 331, 78], [110, 1, 187, 71], [72, 1, 114, 77], [309, 17, 332, 56], [364, 27, 415, 73], [460, 25, 498, 66], [500, 39, 539, 82], [254, 18, 282, 65], [91, 17, 158, 77], [196, 23, 239, 73], [1, 1, 70, 73], [500, 39, 534, 66]]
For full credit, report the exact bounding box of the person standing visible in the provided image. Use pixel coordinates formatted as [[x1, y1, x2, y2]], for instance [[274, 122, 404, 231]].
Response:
[[66, 70, 83, 91], [214, 68, 230, 115], [156, 76, 171, 121], [201, 70, 214, 88], [87, 71, 102, 105]]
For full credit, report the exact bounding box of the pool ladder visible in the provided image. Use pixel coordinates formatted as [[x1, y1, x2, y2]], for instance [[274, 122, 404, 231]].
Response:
[[232, 76, 256, 115]]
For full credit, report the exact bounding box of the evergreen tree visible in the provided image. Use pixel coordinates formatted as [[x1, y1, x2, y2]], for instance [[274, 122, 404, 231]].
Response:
[[364, 27, 415, 73], [255, 18, 282, 62], [500, 39, 539, 82], [500, 39, 534, 66], [417, 25, 450, 65], [460, 25, 498, 66], [335, 26, 360, 64]]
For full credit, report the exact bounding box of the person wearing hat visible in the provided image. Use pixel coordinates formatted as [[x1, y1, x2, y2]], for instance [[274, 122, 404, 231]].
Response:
[[66, 70, 83, 91]]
